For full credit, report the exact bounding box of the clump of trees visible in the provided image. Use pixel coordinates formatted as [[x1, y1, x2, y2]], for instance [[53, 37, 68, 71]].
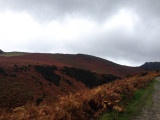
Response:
[[0, 67, 8, 76], [63, 79, 73, 86], [61, 66, 120, 88], [34, 65, 61, 86], [14, 65, 29, 72], [61, 67, 96, 88]]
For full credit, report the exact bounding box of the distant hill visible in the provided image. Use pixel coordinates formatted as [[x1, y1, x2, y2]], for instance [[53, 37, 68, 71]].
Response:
[[0, 49, 4, 54], [0, 52, 141, 77], [140, 62, 160, 71]]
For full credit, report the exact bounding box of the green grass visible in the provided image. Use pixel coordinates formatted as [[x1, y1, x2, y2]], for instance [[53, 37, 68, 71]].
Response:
[[0, 52, 27, 57], [99, 79, 157, 120]]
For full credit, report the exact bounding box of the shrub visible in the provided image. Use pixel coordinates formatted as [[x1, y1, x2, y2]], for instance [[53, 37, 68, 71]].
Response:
[[0, 67, 4, 73], [140, 72, 148, 77], [36, 98, 43, 106], [10, 74, 16, 77], [0, 67, 8, 76], [99, 74, 121, 85], [63, 79, 73, 86]]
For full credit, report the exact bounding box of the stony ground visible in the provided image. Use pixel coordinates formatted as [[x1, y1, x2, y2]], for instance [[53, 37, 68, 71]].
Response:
[[132, 77, 160, 120]]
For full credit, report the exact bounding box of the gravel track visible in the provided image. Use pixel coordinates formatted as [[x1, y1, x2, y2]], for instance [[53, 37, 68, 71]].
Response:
[[132, 77, 160, 120]]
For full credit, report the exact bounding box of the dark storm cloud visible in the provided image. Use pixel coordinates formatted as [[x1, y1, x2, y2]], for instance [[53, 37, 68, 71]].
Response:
[[0, 0, 160, 66]]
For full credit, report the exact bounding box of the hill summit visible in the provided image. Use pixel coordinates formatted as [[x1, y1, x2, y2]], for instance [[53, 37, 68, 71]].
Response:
[[141, 62, 160, 71], [0, 49, 4, 54]]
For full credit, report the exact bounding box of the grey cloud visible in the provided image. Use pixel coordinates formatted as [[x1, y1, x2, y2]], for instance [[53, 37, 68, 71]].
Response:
[[0, 0, 160, 21], [0, 0, 126, 21], [0, 0, 160, 22]]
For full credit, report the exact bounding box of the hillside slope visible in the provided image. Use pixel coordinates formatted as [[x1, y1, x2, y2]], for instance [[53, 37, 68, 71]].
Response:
[[0, 52, 142, 110], [0, 64, 120, 109], [0, 52, 142, 77]]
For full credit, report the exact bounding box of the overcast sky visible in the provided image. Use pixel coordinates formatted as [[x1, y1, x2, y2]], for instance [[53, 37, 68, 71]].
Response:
[[0, 0, 160, 66]]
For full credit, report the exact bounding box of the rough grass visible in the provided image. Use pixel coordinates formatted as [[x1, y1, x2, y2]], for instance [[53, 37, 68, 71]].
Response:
[[99, 79, 157, 120], [0, 52, 27, 57]]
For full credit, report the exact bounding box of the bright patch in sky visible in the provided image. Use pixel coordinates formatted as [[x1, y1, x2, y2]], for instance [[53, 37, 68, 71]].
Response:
[[104, 9, 138, 31], [0, 11, 96, 40], [0, 11, 40, 45], [0, 9, 138, 47], [46, 15, 96, 40], [0, 11, 97, 51]]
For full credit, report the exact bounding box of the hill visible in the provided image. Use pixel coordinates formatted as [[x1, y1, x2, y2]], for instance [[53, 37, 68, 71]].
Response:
[[0, 52, 141, 77], [0, 52, 159, 119], [0, 61, 120, 109], [0, 52, 142, 109], [140, 62, 160, 71]]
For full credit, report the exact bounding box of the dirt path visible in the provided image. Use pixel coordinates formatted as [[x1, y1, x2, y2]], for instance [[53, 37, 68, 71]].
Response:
[[132, 77, 160, 120]]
